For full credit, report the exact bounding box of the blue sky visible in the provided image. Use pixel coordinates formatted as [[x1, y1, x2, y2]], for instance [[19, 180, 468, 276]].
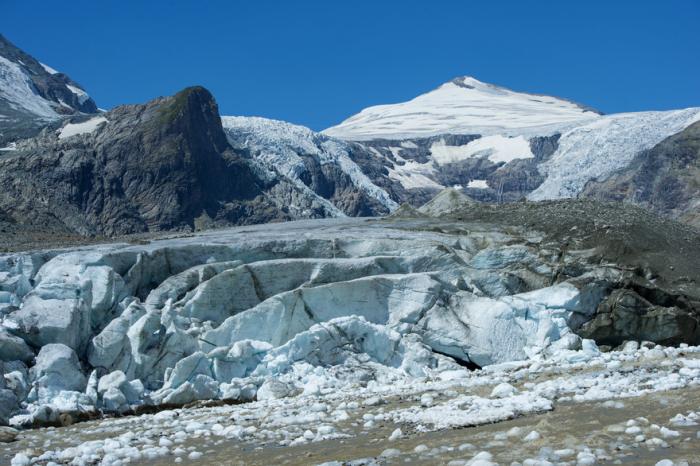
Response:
[[3, 0, 699, 130]]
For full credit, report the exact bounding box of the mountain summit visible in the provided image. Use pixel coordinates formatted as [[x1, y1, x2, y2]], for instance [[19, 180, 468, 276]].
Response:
[[0, 34, 98, 144], [323, 76, 601, 140]]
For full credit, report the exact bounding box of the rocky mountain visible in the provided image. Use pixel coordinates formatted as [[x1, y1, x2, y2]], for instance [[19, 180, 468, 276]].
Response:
[[0, 35, 98, 146], [2, 34, 700, 237], [0, 87, 324, 237], [324, 76, 700, 223], [0, 85, 401, 242]]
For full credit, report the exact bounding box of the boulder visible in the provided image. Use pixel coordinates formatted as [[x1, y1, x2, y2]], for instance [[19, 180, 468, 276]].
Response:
[[578, 289, 700, 347], [5, 296, 87, 350], [101, 387, 128, 413], [0, 329, 34, 363], [0, 426, 18, 443], [96, 370, 144, 410], [87, 301, 146, 371], [3, 362, 29, 402], [164, 352, 213, 390], [0, 389, 18, 426]]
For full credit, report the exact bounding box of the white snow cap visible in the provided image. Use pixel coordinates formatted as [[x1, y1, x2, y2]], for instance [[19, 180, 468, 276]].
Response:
[[323, 76, 601, 140]]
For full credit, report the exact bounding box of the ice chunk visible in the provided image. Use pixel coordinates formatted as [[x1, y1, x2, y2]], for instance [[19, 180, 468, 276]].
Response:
[[28, 344, 86, 404]]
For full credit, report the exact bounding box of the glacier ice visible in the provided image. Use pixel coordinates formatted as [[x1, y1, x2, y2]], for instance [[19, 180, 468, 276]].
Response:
[[529, 108, 700, 200], [0, 217, 618, 425], [222, 116, 398, 214]]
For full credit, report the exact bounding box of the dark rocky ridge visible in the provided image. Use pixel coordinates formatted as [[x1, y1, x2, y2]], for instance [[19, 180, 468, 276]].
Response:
[[401, 198, 700, 347], [0, 87, 301, 237]]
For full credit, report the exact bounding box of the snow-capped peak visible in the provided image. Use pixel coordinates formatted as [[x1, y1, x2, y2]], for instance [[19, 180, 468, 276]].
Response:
[[323, 76, 601, 141], [452, 75, 506, 92]]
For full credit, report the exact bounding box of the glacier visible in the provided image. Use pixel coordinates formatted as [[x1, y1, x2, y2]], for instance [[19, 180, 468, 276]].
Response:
[[0, 55, 58, 120], [221, 116, 398, 215], [529, 107, 700, 200], [0, 216, 619, 427]]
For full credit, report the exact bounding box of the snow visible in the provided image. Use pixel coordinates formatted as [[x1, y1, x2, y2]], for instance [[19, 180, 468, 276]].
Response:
[[529, 107, 700, 200], [39, 62, 59, 75], [4, 339, 700, 465], [65, 84, 91, 105], [431, 134, 534, 165], [387, 159, 442, 189], [0, 55, 58, 119], [221, 116, 398, 213], [322, 76, 700, 203], [467, 179, 489, 189], [323, 76, 600, 140], [57, 116, 108, 139]]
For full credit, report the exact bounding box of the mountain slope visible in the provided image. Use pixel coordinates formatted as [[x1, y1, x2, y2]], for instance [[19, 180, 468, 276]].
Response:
[[221, 116, 397, 217], [0, 34, 98, 145], [580, 120, 700, 227], [323, 76, 601, 141], [530, 108, 700, 201], [324, 76, 700, 222], [0, 87, 309, 236]]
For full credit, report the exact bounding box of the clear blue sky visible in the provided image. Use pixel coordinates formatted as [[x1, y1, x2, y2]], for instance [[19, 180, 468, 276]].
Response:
[[3, 0, 699, 130]]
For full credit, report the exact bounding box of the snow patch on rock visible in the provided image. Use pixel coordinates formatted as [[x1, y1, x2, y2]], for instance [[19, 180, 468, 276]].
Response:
[[58, 116, 108, 139]]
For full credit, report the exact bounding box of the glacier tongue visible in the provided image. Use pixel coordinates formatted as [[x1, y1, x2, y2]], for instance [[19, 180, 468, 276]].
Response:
[[221, 116, 398, 215], [0, 217, 615, 425], [529, 107, 700, 200]]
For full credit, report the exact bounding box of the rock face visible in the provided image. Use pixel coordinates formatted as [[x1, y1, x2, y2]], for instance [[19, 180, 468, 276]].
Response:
[[0, 87, 323, 237], [0, 34, 97, 145], [0, 198, 697, 426]]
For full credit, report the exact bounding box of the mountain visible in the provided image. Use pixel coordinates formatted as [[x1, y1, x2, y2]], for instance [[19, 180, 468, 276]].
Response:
[[0, 87, 317, 238], [2, 32, 700, 237], [0, 35, 98, 145], [0, 86, 403, 244], [323, 76, 601, 141], [581, 120, 700, 225], [324, 76, 700, 223], [221, 116, 397, 216]]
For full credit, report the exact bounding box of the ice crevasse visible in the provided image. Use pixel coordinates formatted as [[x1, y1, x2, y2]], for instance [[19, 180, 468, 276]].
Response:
[[0, 219, 607, 426]]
